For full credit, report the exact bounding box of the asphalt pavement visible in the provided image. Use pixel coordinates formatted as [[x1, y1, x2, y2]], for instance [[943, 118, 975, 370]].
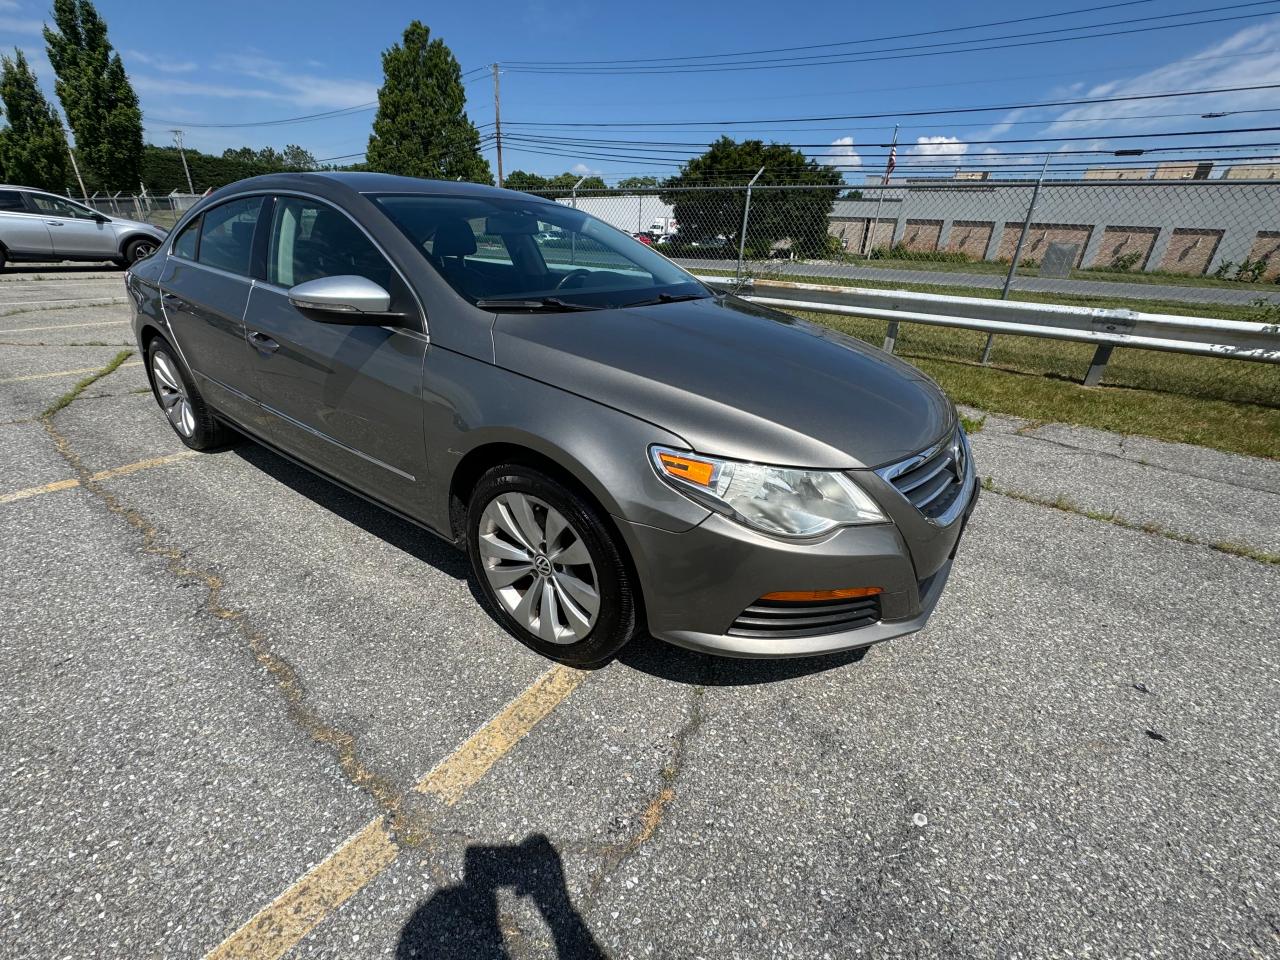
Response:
[[1, 265, 1277, 959]]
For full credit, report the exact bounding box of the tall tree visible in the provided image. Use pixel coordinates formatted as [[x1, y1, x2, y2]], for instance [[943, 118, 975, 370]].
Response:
[[43, 0, 143, 191], [659, 138, 842, 256], [0, 49, 71, 190], [365, 21, 491, 183]]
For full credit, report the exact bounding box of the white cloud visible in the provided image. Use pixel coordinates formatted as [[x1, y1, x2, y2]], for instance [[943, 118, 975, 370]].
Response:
[[126, 50, 198, 74], [909, 135, 969, 158], [214, 53, 378, 109], [1041, 21, 1280, 135], [0, 15, 41, 34], [820, 135, 861, 169], [570, 163, 601, 176]]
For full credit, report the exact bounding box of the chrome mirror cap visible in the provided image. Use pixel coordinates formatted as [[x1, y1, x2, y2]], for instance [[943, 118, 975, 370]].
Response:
[[287, 275, 392, 314]]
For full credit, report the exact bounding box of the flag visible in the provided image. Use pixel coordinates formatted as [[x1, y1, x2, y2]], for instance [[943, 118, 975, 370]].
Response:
[[884, 126, 899, 183]]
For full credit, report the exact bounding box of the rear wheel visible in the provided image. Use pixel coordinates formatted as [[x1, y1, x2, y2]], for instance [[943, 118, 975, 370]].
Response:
[[146, 336, 233, 450], [466, 464, 640, 666]]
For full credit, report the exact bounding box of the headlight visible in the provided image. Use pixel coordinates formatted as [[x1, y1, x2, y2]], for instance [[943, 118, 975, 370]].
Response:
[[650, 446, 887, 539]]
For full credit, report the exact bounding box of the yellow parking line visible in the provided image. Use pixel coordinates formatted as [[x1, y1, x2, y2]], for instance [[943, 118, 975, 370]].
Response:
[[203, 664, 588, 960], [0, 451, 197, 505], [0, 319, 128, 334], [0, 360, 143, 384]]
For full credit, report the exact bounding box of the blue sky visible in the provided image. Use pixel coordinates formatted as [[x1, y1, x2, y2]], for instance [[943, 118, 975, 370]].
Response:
[[2, 0, 1280, 182]]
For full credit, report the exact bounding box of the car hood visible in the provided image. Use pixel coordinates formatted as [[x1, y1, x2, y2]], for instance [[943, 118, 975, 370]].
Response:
[[491, 294, 955, 469], [112, 217, 166, 236]]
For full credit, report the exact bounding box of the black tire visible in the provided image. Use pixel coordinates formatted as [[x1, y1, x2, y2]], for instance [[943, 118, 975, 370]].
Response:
[[145, 336, 234, 451], [124, 236, 159, 265], [466, 464, 641, 667]]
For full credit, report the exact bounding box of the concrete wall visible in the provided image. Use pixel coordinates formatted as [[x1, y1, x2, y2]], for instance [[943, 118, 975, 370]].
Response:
[[827, 179, 1280, 275]]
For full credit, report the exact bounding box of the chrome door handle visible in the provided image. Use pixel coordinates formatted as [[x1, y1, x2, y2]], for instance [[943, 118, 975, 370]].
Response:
[[45, 220, 63, 226], [248, 331, 280, 354]]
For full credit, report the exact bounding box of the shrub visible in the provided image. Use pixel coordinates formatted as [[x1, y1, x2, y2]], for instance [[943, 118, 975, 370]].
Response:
[[869, 243, 972, 264], [1109, 251, 1143, 272]]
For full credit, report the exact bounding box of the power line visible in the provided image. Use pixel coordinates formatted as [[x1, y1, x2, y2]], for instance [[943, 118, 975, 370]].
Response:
[[486, 106, 1280, 137], [495, 124, 1280, 151], [503, 4, 1280, 75], [505, 0, 1166, 66], [502, 82, 1280, 128]]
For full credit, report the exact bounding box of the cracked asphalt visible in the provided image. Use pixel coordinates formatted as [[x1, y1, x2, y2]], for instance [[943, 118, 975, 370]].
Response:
[[1, 267, 1277, 959]]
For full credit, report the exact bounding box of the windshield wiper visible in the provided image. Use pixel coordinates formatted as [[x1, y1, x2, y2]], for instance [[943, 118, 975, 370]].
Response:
[[475, 297, 600, 312], [619, 292, 711, 308]]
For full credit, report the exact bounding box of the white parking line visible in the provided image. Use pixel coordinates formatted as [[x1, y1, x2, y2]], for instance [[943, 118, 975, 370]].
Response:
[[0, 319, 129, 334]]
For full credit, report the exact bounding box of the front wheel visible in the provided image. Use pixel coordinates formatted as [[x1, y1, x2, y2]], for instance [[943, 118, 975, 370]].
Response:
[[124, 236, 159, 265], [466, 465, 641, 667]]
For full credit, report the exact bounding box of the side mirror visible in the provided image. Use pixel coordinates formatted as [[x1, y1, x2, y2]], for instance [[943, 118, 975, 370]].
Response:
[[286, 275, 396, 324], [92, 213, 110, 224]]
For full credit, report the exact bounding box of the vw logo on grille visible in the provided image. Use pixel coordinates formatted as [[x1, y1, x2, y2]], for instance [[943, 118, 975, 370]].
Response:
[[951, 434, 967, 482]]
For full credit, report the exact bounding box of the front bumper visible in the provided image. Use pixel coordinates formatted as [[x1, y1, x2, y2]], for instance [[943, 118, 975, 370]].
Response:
[[617, 471, 977, 659]]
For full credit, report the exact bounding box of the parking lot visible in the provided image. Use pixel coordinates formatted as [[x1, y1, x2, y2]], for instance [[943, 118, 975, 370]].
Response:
[[1, 266, 1277, 959]]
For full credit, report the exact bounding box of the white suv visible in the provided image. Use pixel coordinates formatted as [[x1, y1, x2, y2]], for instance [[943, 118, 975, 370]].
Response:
[[0, 185, 167, 269]]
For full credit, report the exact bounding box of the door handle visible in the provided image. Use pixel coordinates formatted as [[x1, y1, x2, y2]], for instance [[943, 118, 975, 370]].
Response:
[[45, 220, 63, 226], [248, 330, 280, 354], [161, 292, 186, 309]]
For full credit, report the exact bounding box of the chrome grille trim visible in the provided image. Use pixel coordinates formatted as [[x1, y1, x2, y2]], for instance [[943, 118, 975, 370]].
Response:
[[875, 427, 974, 527]]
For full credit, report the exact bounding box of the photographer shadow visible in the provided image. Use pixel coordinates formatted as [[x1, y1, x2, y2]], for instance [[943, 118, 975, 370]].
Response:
[[396, 834, 605, 960]]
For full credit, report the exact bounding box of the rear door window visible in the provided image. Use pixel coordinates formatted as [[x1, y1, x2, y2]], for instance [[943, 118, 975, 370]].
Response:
[[0, 190, 26, 211], [171, 216, 200, 260], [198, 196, 264, 276]]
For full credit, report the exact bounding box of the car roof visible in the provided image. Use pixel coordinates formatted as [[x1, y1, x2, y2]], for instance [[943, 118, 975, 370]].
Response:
[[210, 171, 545, 203], [0, 184, 58, 192]]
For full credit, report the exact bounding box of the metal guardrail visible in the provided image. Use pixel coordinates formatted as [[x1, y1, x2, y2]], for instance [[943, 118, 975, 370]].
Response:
[[694, 275, 1280, 386]]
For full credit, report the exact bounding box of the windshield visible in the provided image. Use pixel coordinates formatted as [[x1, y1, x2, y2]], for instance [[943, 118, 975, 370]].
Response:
[[371, 193, 709, 310]]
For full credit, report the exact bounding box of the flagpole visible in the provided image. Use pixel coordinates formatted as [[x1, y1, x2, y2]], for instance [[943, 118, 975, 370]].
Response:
[[864, 124, 898, 259]]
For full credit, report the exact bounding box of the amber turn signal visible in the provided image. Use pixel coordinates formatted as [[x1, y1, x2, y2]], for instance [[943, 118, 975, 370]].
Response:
[[761, 587, 884, 602], [656, 450, 716, 487]]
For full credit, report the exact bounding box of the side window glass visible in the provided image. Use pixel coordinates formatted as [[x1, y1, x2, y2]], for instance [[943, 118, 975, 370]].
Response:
[[30, 194, 89, 218], [198, 196, 263, 276], [0, 190, 26, 211], [267, 196, 393, 290], [172, 216, 200, 260]]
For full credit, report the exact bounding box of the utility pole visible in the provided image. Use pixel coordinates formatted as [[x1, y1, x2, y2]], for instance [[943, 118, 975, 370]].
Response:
[[171, 129, 194, 195], [492, 63, 503, 189], [982, 154, 1050, 364], [66, 142, 88, 199], [865, 123, 898, 258]]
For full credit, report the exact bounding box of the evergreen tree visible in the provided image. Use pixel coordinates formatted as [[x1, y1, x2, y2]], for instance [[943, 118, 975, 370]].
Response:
[[43, 0, 143, 191], [0, 49, 71, 190], [366, 21, 491, 183]]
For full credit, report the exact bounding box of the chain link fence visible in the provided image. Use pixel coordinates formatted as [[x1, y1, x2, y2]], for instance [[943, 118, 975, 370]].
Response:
[[69, 191, 202, 230], [534, 177, 1280, 310]]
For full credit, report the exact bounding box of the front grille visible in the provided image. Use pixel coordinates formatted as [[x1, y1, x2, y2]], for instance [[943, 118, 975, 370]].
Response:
[[727, 595, 882, 639], [877, 430, 967, 523]]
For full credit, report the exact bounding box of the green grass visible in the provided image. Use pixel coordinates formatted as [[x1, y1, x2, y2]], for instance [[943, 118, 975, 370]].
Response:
[[837, 255, 1280, 290], [983, 476, 1280, 565], [793, 310, 1279, 459], [41, 349, 133, 419]]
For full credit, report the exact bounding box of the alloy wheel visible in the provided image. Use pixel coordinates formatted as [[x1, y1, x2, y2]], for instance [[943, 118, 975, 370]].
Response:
[[478, 492, 600, 644], [131, 240, 157, 261], [151, 352, 195, 437]]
